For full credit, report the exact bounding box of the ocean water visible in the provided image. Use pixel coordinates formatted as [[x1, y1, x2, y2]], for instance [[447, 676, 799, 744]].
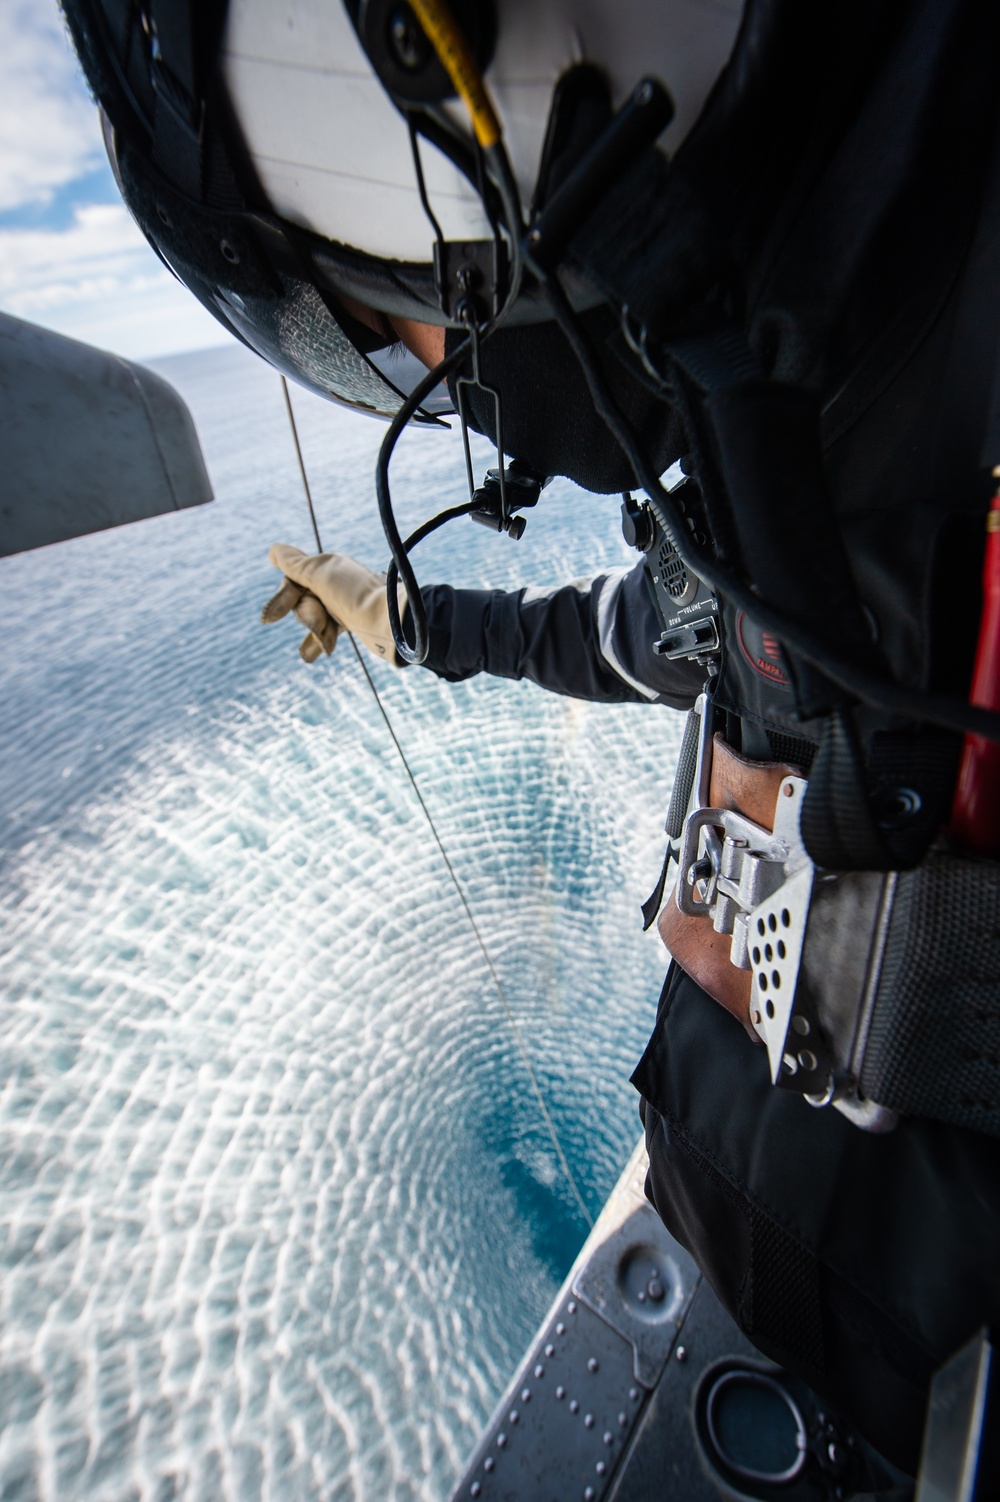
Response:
[[0, 343, 683, 1500]]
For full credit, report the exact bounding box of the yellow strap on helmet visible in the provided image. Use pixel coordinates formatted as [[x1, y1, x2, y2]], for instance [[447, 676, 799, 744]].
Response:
[[407, 0, 501, 148]]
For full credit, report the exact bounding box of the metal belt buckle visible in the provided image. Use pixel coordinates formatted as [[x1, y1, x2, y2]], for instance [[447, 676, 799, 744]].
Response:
[[676, 696, 898, 1133]]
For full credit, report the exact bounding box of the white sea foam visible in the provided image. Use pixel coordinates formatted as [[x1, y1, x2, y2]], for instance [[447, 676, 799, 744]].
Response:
[[0, 344, 682, 1499]]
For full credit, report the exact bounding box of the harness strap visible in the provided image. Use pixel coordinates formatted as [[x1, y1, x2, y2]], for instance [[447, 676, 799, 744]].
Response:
[[801, 708, 893, 871]]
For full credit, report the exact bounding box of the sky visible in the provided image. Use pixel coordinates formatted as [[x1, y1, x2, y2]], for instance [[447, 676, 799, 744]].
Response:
[[0, 1, 228, 360]]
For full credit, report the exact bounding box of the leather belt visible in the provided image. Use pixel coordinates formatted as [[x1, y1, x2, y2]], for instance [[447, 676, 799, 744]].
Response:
[[657, 734, 806, 1039]]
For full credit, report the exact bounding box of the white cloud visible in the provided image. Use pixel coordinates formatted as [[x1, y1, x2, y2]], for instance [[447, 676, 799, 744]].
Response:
[[0, 3, 231, 359], [0, 202, 229, 359], [0, 1, 104, 211], [0, 201, 152, 307]]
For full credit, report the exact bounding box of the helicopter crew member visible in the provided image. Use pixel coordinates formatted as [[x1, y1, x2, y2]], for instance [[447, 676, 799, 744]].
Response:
[[65, 0, 1000, 1474]]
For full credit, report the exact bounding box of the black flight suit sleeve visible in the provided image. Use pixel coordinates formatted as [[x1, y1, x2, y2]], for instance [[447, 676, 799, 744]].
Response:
[[416, 558, 703, 709]]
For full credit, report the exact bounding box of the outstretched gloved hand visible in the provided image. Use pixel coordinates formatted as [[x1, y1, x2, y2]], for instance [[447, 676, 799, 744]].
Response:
[[261, 543, 405, 665]]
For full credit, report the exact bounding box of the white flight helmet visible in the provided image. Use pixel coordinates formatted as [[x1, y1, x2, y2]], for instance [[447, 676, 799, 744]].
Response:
[[67, 0, 742, 418], [222, 0, 742, 267]]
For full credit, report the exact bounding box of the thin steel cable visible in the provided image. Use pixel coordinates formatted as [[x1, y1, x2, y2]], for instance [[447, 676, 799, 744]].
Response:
[[279, 377, 594, 1228]]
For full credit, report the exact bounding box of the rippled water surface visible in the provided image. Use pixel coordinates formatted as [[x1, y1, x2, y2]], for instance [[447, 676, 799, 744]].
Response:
[[0, 344, 682, 1500]]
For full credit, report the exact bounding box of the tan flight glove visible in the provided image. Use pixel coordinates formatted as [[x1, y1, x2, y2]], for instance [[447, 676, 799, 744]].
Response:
[[261, 543, 406, 665]]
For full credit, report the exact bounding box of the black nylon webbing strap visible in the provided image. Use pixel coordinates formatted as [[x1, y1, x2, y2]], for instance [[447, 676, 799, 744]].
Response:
[[665, 708, 700, 839], [801, 708, 893, 871], [640, 847, 673, 932], [668, 331, 763, 394], [641, 707, 701, 930]]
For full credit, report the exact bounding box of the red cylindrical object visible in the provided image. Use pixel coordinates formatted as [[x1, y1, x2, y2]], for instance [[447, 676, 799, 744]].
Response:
[[949, 491, 1000, 853]]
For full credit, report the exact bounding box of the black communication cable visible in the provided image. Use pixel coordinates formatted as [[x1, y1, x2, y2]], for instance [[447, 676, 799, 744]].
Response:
[[377, 125, 527, 666], [377, 339, 474, 664], [378, 5, 1000, 739], [532, 263, 1000, 745]]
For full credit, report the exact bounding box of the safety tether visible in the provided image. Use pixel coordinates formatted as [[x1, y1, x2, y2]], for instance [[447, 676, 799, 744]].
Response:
[[280, 377, 595, 1228]]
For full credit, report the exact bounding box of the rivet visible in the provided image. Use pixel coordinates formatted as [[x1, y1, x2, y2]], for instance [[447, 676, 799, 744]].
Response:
[[629, 1387, 639, 1401], [876, 785, 922, 829], [587, 1358, 599, 1373], [534, 1364, 544, 1379], [528, 227, 542, 245], [596, 1461, 607, 1476], [637, 1289, 646, 1303], [584, 1489, 595, 1501], [618, 1412, 627, 1427], [584, 1413, 594, 1428], [497, 1433, 506, 1448], [570, 1400, 579, 1414], [603, 1431, 613, 1446], [483, 1457, 494, 1473], [471, 1485, 481, 1498], [555, 1386, 565, 1400], [635, 80, 653, 106], [521, 1388, 532, 1402], [568, 1301, 577, 1315], [556, 1323, 565, 1336], [544, 1344, 554, 1358], [647, 1277, 664, 1302], [510, 1409, 520, 1423], [675, 1346, 687, 1363]]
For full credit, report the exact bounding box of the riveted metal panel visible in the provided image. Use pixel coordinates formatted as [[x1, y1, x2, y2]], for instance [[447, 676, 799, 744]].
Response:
[[449, 1141, 700, 1502]]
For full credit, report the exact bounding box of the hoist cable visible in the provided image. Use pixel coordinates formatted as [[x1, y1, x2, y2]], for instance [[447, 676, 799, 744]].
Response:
[[279, 376, 595, 1229]]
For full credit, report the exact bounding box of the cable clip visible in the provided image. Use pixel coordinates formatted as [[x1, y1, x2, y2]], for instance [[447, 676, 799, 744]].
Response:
[[469, 460, 546, 539]]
